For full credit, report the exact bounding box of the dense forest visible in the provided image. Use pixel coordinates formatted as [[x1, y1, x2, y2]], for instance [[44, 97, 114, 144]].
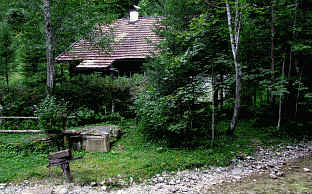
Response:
[[0, 0, 311, 146], [1, 0, 312, 188]]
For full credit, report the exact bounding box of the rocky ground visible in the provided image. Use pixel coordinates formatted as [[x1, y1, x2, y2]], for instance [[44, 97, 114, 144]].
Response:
[[1, 141, 312, 194]]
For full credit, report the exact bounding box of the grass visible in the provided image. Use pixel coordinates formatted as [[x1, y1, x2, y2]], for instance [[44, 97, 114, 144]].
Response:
[[0, 119, 293, 184]]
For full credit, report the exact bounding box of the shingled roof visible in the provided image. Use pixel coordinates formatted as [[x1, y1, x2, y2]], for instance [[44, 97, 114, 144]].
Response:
[[56, 16, 163, 69]]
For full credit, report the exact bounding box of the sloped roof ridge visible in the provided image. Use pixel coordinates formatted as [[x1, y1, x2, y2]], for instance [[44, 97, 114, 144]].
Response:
[[56, 15, 164, 68]]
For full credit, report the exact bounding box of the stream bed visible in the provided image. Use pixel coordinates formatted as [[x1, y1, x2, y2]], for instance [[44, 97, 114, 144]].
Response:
[[204, 155, 312, 194]]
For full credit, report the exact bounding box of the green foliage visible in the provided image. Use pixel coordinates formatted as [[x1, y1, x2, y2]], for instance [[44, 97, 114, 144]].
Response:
[[54, 74, 142, 122], [134, 88, 211, 146], [34, 96, 68, 131]]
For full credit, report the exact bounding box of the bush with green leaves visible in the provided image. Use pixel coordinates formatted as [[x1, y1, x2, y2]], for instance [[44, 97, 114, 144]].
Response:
[[34, 96, 68, 131], [134, 87, 211, 147]]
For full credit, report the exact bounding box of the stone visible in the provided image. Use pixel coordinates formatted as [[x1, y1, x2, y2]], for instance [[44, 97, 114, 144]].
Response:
[[90, 182, 97, 187], [231, 167, 243, 176], [0, 183, 7, 189], [22, 186, 53, 194], [129, 177, 134, 185], [85, 134, 110, 153], [101, 186, 108, 191], [53, 185, 68, 194], [168, 180, 175, 185], [303, 168, 311, 172], [202, 170, 210, 174], [275, 171, 284, 177], [158, 177, 164, 183], [269, 174, 277, 179], [168, 186, 178, 193]]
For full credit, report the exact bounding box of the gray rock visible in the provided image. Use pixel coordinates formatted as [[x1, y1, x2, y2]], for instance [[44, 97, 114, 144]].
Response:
[[90, 182, 97, 187], [269, 174, 278, 179], [231, 167, 243, 176], [202, 170, 210, 174], [303, 168, 311, 172], [168, 180, 175, 185], [101, 186, 108, 191], [53, 185, 68, 194], [0, 183, 7, 189], [168, 186, 178, 193], [158, 177, 164, 183]]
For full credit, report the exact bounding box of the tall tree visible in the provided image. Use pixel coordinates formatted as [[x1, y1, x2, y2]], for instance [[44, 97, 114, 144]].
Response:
[[225, 0, 242, 135], [0, 21, 12, 92], [42, 0, 54, 96], [270, 0, 276, 104]]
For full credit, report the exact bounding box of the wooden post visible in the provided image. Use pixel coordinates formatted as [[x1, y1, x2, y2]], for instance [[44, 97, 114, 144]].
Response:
[[61, 162, 72, 182]]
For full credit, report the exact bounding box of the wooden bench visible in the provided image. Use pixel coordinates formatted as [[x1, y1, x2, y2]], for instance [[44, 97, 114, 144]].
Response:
[[47, 149, 82, 182]]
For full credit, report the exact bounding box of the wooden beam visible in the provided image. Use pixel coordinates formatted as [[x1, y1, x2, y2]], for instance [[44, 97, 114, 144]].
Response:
[[0, 117, 38, 119], [0, 116, 75, 119], [0, 130, 43, 133]]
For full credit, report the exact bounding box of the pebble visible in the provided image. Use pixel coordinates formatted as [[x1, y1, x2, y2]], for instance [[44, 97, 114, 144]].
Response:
[[303, 168, 311, 172], [0, 183, 7, 189], [101, 186, 107, 191]]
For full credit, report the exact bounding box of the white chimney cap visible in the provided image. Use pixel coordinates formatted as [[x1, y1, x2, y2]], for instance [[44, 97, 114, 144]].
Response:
[[130, 10, 139, 23], [133, 5, 141, 10]]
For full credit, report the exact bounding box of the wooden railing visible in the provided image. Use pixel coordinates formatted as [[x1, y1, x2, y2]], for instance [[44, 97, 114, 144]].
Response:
[[0, 116, 76, 133]]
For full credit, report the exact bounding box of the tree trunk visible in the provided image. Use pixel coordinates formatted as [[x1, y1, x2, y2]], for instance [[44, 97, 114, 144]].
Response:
[[277, 58, 285, 131], [5, 53, 9, 92], [229, 56, 242, 135], [111, 101, 115, 113], [42, 0, 55, 96], [270, 0, 276, 104], [220, 74, 224, 106], [211, 73, 216, 146], [225, 0, 242, 135]]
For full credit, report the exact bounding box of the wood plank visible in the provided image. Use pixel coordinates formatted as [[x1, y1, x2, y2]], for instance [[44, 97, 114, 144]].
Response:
[[0, 117, 38, 119], [48, 149, 71, 160], [0, 130, 43, 134], [0, 116, 76, 119]]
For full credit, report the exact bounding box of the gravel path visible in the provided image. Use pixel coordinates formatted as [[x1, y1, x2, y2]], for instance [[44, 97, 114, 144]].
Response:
[[1, 141, 312, 194]]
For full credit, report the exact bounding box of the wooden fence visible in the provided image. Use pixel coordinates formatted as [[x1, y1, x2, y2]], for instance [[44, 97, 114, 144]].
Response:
[[0, 116, 76, 133]]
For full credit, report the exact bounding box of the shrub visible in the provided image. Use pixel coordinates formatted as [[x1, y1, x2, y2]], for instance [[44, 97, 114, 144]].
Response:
[[34, 96, 68, 131], [134, 88, 211, 147]]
